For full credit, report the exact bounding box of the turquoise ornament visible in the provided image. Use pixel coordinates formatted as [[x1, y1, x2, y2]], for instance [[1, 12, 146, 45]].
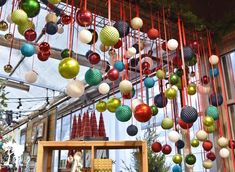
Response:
[[114, 60, 124, 72], [20, 43, 35, 57], [206, 105, 219, 120], [85, 68, 102, 86], [144, 77, 155, 88], [115, 105, 132, 122]]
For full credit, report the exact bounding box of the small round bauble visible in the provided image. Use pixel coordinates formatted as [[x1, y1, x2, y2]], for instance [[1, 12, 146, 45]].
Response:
[[147, 28, 159, 40], [107, 68, 119, 81], [210, 93, 223, 106], [196, 130, 208, 141], [183, 46, 194, 61], [185, 154, 196, 165], [61, 49, 73, 59], [228, 140, 235, 149], [57, 24, 64, 34], [20, 0, 40, 18], [204, 123, 216, 133], [61, 14, 72, 25], [203, 159, 213, 169], [85, 68, 102, 86], [201, 75, 210, 85], [161, 117, 174, 129], [168, 130, 180, 142], [96, 100, 107, 112], [217, 137, 229, 147], [87, 29, 98, 45], [154, 93, 168, 108], [209, 68, 219, 77], [130, 58, 139, 67], [113, 21, 130, 38], [167, 39, 178, 51], [203, 116, 214, 127], [115, 105, 132, 122], [98, 83, 110, 95], [100, 44, 109, 52], [37, 51, 50, 61], [100, 26, 120, 46], [106, 97, 121, 113], [150, 105, 158, 116], [178, 118, 193, 129], [79, 29, 92, 44], [114, 60, 124, 72], [76, 9, 93, 27], [25, 70, 38, 83], [119, 80, 133, 94], [206, 105, 219, 120], [165, 87, 177, 100], [88, 52, 100, 65], [219, 148, 230, 158], [18, 20, 35, 35], [191, 138, 200, 147], [202, 140, 213, 151], [126, 47, 137, 58], [206, 152, 216, 161], [48, 0, 61, 4], [59, 58, 80, 79], [0, 0, 7, 6], [144, 77, 155, 88], [11, 9, 28, 25], [4, 32, 13, 41], [170, 74, 179, 85], [131, 17, 143, 30], [162, 144, 172, 155], [151, 141, 162, 153], [209, 55, 219, 65], [24, 29, 37, 41], [172, 165, 182, 172], [175, 140, 185, 149], [39, 42, 50, 52], [197, 84, 211, 95], [180, 106, 198, 123], [187, 83, 196, 95], [156, 69, 165, 80], [172, 154, 182, 164], [4, 64, 13, 73], [65, 80, 85, 98], [45, 22, 58, 35], [0, 20, 8, 31], [21, 43, 35, 57], [134, 103, 152, 122], [131, 99, 142, 111], [45, 13, 57, 23], [127, 125, 138, 136]]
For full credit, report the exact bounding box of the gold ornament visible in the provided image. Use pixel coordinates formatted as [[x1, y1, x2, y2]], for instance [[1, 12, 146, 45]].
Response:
[[96, 100, 107, 112], [58, 57, 80, 79], [172, 154, 182, 164], [203, 116, 214, 127], [4, 64, 13, 73], [106, 97, 121, 112]]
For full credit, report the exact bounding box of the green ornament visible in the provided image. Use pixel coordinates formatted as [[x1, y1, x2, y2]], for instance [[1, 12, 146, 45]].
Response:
[[11, 9, 28, 25], [206, 105, 219, 120], [100, 26, 120, 46], [18, 20, 35, 35], [161, 117, 174, 129], [204, 123, 216, 133], [172, 154, 182, 164], [115, 105, 132, 122], [20, 0, 40, 18], [165, 87, 177, 99], [175, 68, 183, 77], [156, 69, 165, 80], [187, 83, 197, 95], [85, 68, 102, 86], [96, 100, 107, 112], [203, 116, 214, 127], [170, 74, 179, 85], [151, 105, 158, 116], [106, 97, 121, 113], [191, 138, 199, 147], [186, 54, 197, 66], [185, 154, 196, 165], [61, 49, 73, 59]]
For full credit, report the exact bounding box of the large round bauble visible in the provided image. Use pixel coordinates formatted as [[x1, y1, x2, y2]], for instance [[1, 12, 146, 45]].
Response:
[[20, 0, 40, 18], [113, 21, 130, 38], [85, 68, 102, 86], [115, 105, 132, 122], [131, 17, 143, 30], [37, 51, 50, 61], [201, 75, 210, 85], [180, 106, 198, 123], [209, 55, 219, 65], [167, 39, 178, 51], [0, 0, 7, 6], [202, 140, 213, 151], [156, 69, 165, 80], [206, 105, 219, 120], [168, 130, 180, 142], [87, 29, 98, 45], [98, 83, 110, 95], [114, 60, 124, 72], [144, 77, 155, 88], [209, 68, 219, 77], [106, 97, 121, 113], [172, 154, 182, 164], [24, 29, 37, 41], [185, 154, 196, 165], [147, 28, 159, 40], [79, 29, 92, 44], [217, 137, 229, 147], [151, 105, 158, 116], [11, 9, 28, 25], [175, 140, 185, 149], [131, 99, 142, 111], [187, 83, 196, 95], [48, 0, 61, 4], [21, 43, 35, 57], [25, 70, 38, 83], [0, 20, 8, 31], [219, 148, 230, 158], [161, 117, 174, 129], [45, 13, 57, 23], [172, 165, 182, 172], [206, 152, 216, 161], [162, 144, 172, 155], [4, 64, 13, 73], [119, 80, 133, 94], [170, 74, 179, 85], [178, 118, 193, 129], [196, 130, 208, 141], [58, 58, 80, 79], [76, 9, 92, 27], [65, 80, 85, 98], [127, 125, 138, 136], [154, 93, 168, 108], [183, 46, 194, 61], [107, 68, 119, 81], [151, 142, 162, 153], [100, 26, 120, 46], [96, 100, 107, 112], [203, 159, 213, 169], [191, 138, 200, 147], [18, 20, 35, 35], [203, 116, 214, 127], [45, 22, 58, 35], [197, 84, 211, 95], [165, 87, 177, 100], [39, 42, 50, 52], [134, 103, 152, 122], [100, 44, 110, 52], [88, 52, 100, 65], [210, 93, 223, 106]]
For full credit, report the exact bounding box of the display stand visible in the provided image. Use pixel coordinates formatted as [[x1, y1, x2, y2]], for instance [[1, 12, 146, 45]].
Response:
[[36, 141, 148, 172]]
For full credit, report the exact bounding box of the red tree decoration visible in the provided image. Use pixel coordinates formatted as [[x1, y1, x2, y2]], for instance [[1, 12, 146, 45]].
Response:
[[90, 111, 99, 137], [98, 112, 106, 137], [76, 114, 82, 138], [82, 111, 92, 137]]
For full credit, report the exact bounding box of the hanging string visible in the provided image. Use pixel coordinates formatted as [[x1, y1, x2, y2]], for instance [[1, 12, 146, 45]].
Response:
[[68, 0, 75, 53], [108, 0, 111, 24]]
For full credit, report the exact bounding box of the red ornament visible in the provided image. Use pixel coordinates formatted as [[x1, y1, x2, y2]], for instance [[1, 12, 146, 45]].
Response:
[[76, 9, 93, 27], [151, 142, 162, 153], [122, 92, 132, 99], [39, 42, 50, 52], [142, 61, 150, 70], [228, 140, 235, 149], [24, 29, 37, 41], [38, 51, 50, 61], [107, 68, 119, 81], [114, 39, 122, 49], [61, 14, 72, 25], [202, 140, 213, 151], [143, 68, 151, 75], [162, 144, 172, 154], [206, 152, 216, 161], [147, 28, 159, 40], [134, 103, 152, 122], [88, 52, 100, 65], [201, 75, 210, 85], [178, 118, 193, 129]]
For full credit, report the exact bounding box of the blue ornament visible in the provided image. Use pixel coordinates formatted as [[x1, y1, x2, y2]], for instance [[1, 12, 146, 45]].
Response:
[[210, 93, 223, 106], [144, 77, 155, 88], [127, 124, 138, 136], [114, 60, 124, 72], [154, 93, 168, 108], [180, 106, 198, 123], [172, 165, 182, 172], [20, 43, 35, 57], [0, 0, 7, 6], [175, 140, 185, 149], [209, 68, 219, 77], [45, 22, 58, 35]]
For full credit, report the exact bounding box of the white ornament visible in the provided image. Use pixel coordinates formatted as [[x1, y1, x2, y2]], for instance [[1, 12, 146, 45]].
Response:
[[98, 83, 110, 95], [65, 80, 85, 98], [79, 29, 92, 44], [168, 130, 180, 142], [45, 13, 57, 23], [196, 130, 208, 141], [131, 17, 143, 30], [217, 137, 229, 147], [126, 47, 137, 58], [209, 55, 219, 65], [167, 39, 178, 51], [25, 70, 38, 83], [202, 159, 213, 169], [57, 24, 64, 34], [219, 148, 230, 158], [119, 80, 133, 94], [131, 99, 142, 111]]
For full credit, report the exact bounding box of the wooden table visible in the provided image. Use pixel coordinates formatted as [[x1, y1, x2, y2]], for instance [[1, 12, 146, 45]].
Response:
[[36, 140, 148, 172]]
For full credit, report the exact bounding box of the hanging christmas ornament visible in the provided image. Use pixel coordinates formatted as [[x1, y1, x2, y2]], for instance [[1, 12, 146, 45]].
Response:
[[170, 74, 179, 85], [114, 61, 124, 72], [24, 29, 37, 41], [154, 93, 168, 108], [79, 29, 92, 44], [147, 28, 159, 40], [206, 152, 216, 161], [113, 21, 130, 38], [48, 0, 61, 4], [25, 70, 38, 83], [96, 100, 107, 112], [107, 68, 119, 81], [202, 140, 213, 151], [180, 106, 198, 123], [3, 64, 13, 73], [20, 0, 40, 18], [18, 20, 35, 35], [201, 75, 210, 85], [4, 33, 13, 41], [165, 87, 177, 100], [0, 0, 7, 6], [119, 80, 133, 94], [162, 144, 172, 155], [0, 20, 8, 31], [37, 51, 50, 61], [219, 148, 230, 158], [21, 43, 35, 57], [106, 97, 121, 112], [185, 154, 196, 165], [87, 29, 98, 45], [178, 118, 193, 129], [172, 165, 182, 172], [172, 154, 182, 164], [45, 22, 58, 35], [168, 131, 180, 142], [57, 24, 64, 34], [210, 93, 223, 106], [191, 138, 200, 147], [58, 58, 80, 79], [39, 42, 50, 52], [45, 13, 57, 23], [209, 55, 219, 65], [167, 39, 178, 51], [144, 77, 155, 88], [100, 26, 120, 46], [115, 105, 132, 122], [126, 47, 137, 58], [196, 130, 208, 141], [122, 87, 135, 99], [131, 17, 143, 30], [187, 83, 196, 95], [206, 105, 219, 120], [151, 142, 162, 153], [150, 105, 158, 116], [134, 103, 152, 122], [175, 140, 185, 149], [204, 123, 216, 133], [88, 52, 100, 65], [161, 117, 174, 129], [11, 9, 28, 25], [197, 84, 211, 95], [183, 46, 194, 61], [61, 14, 72, 25], [209, 68, 219, 77], [61, 49, 73, 59], [228, 140, 235, 149], [85, 68, 102, 86], [203, 159, 213, 169], [141, 61, 150, 71], [217, 137, 229, 147], [65, 80, 85, 98], [156, 69, 165, 80], [98, 83, 110, 95], [127, 125, 138, 136], [131, 99, 142, 111], [203, 116, 214, 127], [76, 9, 93, 27]]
